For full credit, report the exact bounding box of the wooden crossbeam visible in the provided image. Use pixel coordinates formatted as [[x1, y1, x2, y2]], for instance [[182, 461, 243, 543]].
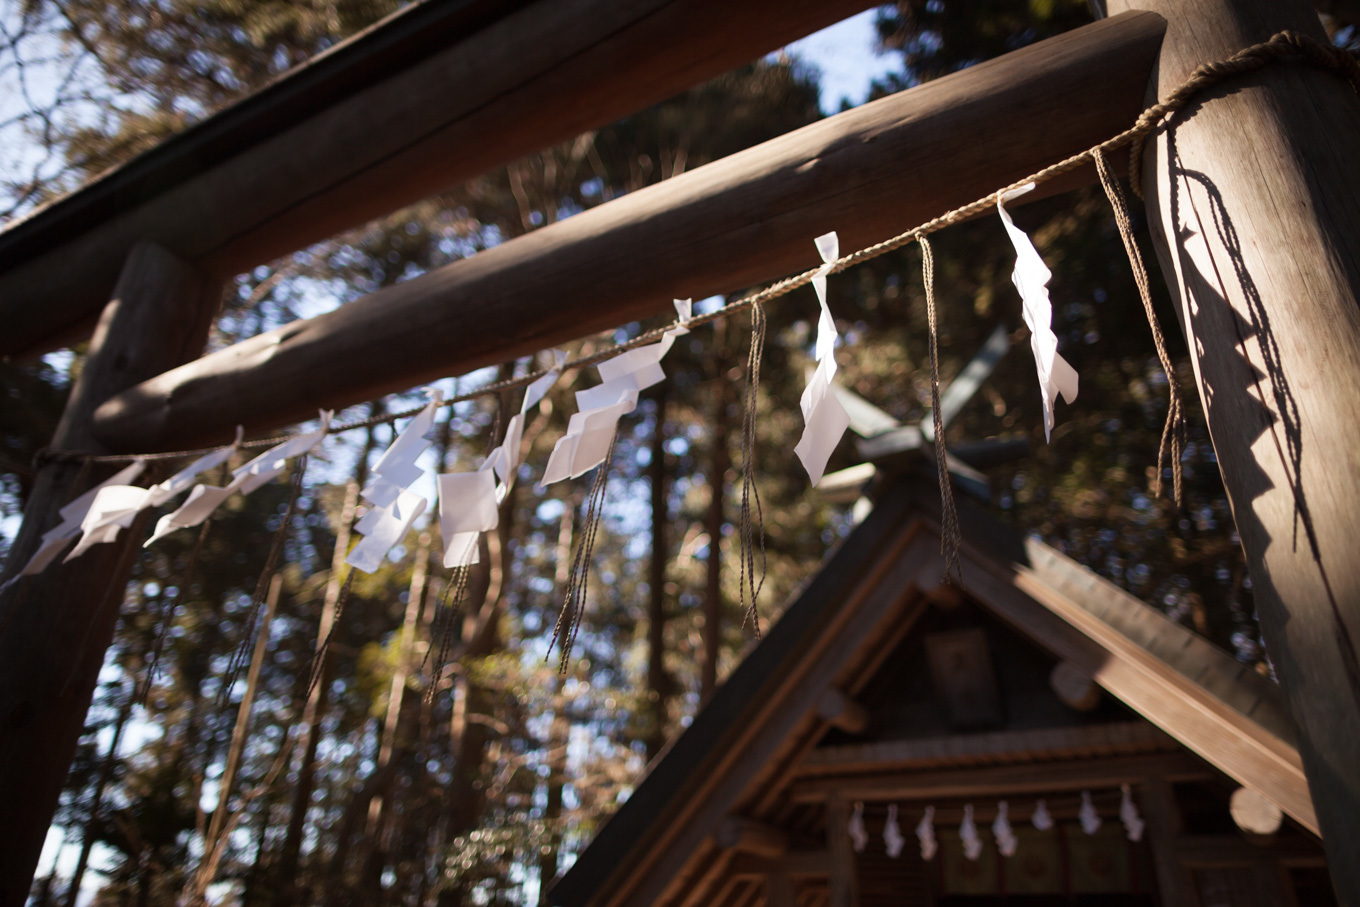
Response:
[[797, 721, 1177, 775], [90, 12, 1166, 452], [787, 752, 1209, 803], [0, 0, 876, 358]]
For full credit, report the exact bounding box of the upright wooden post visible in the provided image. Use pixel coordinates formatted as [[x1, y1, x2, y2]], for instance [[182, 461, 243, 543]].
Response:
[[1138, 779, 1196, 907], [825, 797, 858, 907], [205, 574, 283, 855], [0, 241, 218, 904], [764, 873, 795, 907], [1105, 1, 1360, 899], [272, 475, 362, 906]]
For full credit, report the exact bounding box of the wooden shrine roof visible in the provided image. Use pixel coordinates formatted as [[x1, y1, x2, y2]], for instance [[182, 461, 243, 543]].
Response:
[[549, 476, 1313, 907]]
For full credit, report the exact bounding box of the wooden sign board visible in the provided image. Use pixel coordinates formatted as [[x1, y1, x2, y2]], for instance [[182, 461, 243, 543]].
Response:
[[925, 627, 1004, 729]]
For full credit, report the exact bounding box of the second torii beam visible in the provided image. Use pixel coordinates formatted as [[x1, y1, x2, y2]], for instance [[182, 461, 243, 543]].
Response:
[[92, 12, 1165, 453]]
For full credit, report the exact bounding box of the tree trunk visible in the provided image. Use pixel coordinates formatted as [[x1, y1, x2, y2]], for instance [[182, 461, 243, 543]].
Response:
[[1105, 0, 1360, 897], [0, 241, 219, 903], [538, 500, 575, 903], [273, 419, 378, 906], [64, 684, 135, 907], [645, 388, 671, 760], [359, 532, 432, 900], [204, 574, 282, 855], [703, 325, 733, 702], [442, 388, 519, 903]]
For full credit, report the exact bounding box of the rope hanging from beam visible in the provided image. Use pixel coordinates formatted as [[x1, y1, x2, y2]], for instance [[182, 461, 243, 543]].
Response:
[[32, 29, 1355, 476], [32, 30, 1358, 475]]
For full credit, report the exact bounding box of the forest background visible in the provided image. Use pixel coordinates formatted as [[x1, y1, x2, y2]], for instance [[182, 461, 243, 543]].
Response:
[[3, 1, 1359, 905]]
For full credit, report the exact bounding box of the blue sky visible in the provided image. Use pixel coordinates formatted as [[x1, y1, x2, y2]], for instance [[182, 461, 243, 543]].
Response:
[[783, 7, 901, 113]]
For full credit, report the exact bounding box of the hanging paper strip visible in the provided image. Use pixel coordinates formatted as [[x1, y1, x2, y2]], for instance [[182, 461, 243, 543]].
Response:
[[1078, 790, 1102, 835], [960, 803, 983, 861], [6, 460, 147, 581], [1031, 798, 1054, 831], [66, 427, 245, 562], [483, 350, 568, 488], [147, 412, 332, 547], [541, 300, 691, 485], [997, 184, 1078, 442], [439, 351, 567, 569], [1119, 784, 1145, 842], [993, 801, 1018, 857], [884, 804, 905, 858], [917, 805, 938, 861], [346, 395, 440, 574], [848, 801, 868, 853], [794, 232, 850, 485]]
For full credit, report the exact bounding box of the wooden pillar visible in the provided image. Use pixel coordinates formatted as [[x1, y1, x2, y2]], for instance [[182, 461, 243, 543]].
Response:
[[1105, 1, 1360, 898], [1139, 779, 1197, 907], [764, 873, 795, 907], [0, 241, 218, 904], [825, 797, 858, 907]]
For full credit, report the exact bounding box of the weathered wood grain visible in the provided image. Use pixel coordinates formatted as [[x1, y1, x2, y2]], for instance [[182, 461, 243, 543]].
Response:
[[1107, 0, 1360, 895], [0, 243, 220, 901]]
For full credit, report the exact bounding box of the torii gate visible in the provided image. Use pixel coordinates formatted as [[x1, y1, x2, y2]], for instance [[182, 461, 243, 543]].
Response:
[[1, 0, 1358, 902]]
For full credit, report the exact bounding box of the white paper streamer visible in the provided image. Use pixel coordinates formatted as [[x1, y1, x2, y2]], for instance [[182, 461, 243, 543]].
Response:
[[147, 413, 331, 547], [483, 350, 567, 488], [916, 806, 938, 862], [147, 426, 243, 509], [960, 804, 983, 861], [992, 801, 1018, 857], [1031, 798, 1054, 831], [542, 301, 691, 485], [997, 184, 1078, 442], [1079, 790, 1102, 836], [1120, 784, 1145, 842], [65, 484, 154, 562], [346, 396, 440, 574], [884, 804, 905, 858], [5, 460, 147, 582], [362, 394, 441, 509], [848, 801, 868, 853], [439, 351, 568, 569], [794, 233, 850, 485], [67, 428, 245, 562], [437, 472, 498, 569]]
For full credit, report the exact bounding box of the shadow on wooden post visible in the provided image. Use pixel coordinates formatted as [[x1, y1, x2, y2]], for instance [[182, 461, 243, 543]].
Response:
[[0, 241, 219, 903], [1105, 0, 1360, 901]]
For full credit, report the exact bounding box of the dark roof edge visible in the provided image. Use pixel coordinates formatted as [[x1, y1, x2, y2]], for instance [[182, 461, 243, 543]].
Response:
[[0, 0, 529, 270], [548, 481, 921, 906]]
